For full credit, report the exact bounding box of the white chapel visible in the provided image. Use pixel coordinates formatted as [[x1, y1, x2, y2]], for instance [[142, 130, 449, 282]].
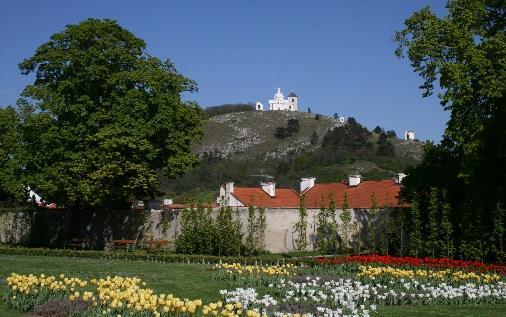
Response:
[[256, 88, 298, 111]]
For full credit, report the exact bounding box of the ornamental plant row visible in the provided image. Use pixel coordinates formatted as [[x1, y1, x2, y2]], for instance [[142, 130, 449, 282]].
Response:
[[0, 245, 312, 266], [316, 255, 506, 274]]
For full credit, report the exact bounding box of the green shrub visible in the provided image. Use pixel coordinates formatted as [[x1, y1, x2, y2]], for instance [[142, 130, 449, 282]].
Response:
[[0, 245, 315, 266], [175, 206, 242, 256]]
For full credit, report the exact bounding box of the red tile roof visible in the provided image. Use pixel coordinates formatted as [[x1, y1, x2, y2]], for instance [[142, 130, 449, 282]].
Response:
[[231, 180, 406, 209], [304, 180, 405, 209], [231, 187, 300, 208]]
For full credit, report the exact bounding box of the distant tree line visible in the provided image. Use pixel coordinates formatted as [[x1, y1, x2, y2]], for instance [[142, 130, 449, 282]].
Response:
[[205, 103, 255, 117], [373, 126, 397, 138]]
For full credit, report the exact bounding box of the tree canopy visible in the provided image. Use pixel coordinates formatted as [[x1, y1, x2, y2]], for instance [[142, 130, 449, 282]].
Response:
[[396, 0, 505, 260], [321, 117, 371, 154], [205, 103, 254, 117], [10, 18, 203, 208], [0, 107, 24, 203]]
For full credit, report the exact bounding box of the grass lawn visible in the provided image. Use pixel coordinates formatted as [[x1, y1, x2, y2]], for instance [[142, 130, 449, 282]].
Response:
[[0, 302, 24, 317], [376, 304, 506, 316], [0, 254, 505, 316], [0, 254, 230, 301]]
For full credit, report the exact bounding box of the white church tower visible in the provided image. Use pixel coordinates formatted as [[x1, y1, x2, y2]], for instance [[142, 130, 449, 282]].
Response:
[[256, 88, 298, 112], [288, 91, 298, 111]]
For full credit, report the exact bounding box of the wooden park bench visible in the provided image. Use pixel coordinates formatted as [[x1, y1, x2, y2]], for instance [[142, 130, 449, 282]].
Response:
[[145, 240, 171, 249], [64, 239, 88, 249], [112, 239, 137, 250]]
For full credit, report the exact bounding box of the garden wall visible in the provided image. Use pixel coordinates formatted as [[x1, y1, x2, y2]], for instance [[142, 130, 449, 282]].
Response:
[[0, 207, 388, 253], [0, 208, 180, 248], [233, 207, 383, 253]]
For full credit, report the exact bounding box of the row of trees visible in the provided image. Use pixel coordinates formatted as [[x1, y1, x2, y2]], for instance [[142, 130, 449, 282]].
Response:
[[291, 188, 503, 261], [395, 0, 505, 262], [294, 193, 380, 255], [373, 126, 397, 138], [174, 186, 502, 260], [205, 103, 255, 117]]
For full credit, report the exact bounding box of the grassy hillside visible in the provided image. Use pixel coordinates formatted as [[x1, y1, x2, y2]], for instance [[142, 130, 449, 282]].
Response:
[[194, 111, 342, 159], [161, 111, 423, 202]]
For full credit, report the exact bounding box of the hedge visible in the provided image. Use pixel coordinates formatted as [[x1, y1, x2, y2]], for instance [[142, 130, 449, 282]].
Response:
[[0, 245, 318, 266]]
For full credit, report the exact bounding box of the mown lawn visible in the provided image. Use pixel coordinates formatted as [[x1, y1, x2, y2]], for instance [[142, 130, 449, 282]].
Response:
[[376, 304, 506, 316], [0, 254, 504, 316], [0, 254, 229, 301]]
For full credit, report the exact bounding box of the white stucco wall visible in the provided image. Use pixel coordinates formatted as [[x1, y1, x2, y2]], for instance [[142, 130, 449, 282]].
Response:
[[1, 207, 389, 253], [404, 131, 415, 140], [169, 207, 378, 253]]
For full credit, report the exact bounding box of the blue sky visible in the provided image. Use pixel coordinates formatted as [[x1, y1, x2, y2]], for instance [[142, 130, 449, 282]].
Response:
[[0, 0, 449, 141]]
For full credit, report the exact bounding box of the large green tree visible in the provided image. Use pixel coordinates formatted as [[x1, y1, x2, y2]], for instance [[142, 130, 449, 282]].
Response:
[[396, 0, 505, 259], [0, 106, 25, 203], [16, 19, 203, 208]]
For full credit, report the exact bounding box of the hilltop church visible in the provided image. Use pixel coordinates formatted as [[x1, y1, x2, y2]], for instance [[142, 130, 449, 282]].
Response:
[[256, 88, 298, 111]]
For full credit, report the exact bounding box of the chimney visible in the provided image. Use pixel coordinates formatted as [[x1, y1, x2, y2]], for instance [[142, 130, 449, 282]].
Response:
[[348, 174, 361, 187], [300, 177, 316, 193], [225, 182, 234, 194], [261, 182, 276, 197], [396, 173, 407, 184]]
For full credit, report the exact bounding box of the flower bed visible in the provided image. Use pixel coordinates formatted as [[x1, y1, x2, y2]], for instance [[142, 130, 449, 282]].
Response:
[[3, 257, 506, 317], [214, 263, 296, 276], [4, 267, 506, 317], [316, 255, 506, 274], [3, 273, 259, 317], [213, 261, 506, 316], [212, 263, 296, 287], [357, 265, 501, 283], [267, 276, 506, 316]]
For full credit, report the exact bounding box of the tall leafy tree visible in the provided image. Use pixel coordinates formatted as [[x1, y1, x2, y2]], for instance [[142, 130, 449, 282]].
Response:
[[328, 194, 339, 253], [426, 188, 440, 258], [0, 107, 25, 203], [316, 194, 338, 253], [409, 194, 423, 257], [367, 193, 379, 253], [316, 198, 330, 252], [396, 0, 505, 260], [17, 19, 203, 208], [340, 192, 352, 253], [491, 202, 505, 257], [440, 190, 455, 258], [294, 194, 308, 251]]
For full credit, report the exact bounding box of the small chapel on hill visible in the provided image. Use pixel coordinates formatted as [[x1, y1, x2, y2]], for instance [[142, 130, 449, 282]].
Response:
[[256, 88, 298, 111]]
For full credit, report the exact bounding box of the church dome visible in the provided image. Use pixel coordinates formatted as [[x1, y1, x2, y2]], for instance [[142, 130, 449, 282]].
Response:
[[274, 88, 284, 100], [288, 91, 297, 97]]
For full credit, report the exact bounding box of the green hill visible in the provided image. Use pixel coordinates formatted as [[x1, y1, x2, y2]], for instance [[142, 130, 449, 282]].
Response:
[[195, 110, 341, 159], [160, 110, 423, 202]]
